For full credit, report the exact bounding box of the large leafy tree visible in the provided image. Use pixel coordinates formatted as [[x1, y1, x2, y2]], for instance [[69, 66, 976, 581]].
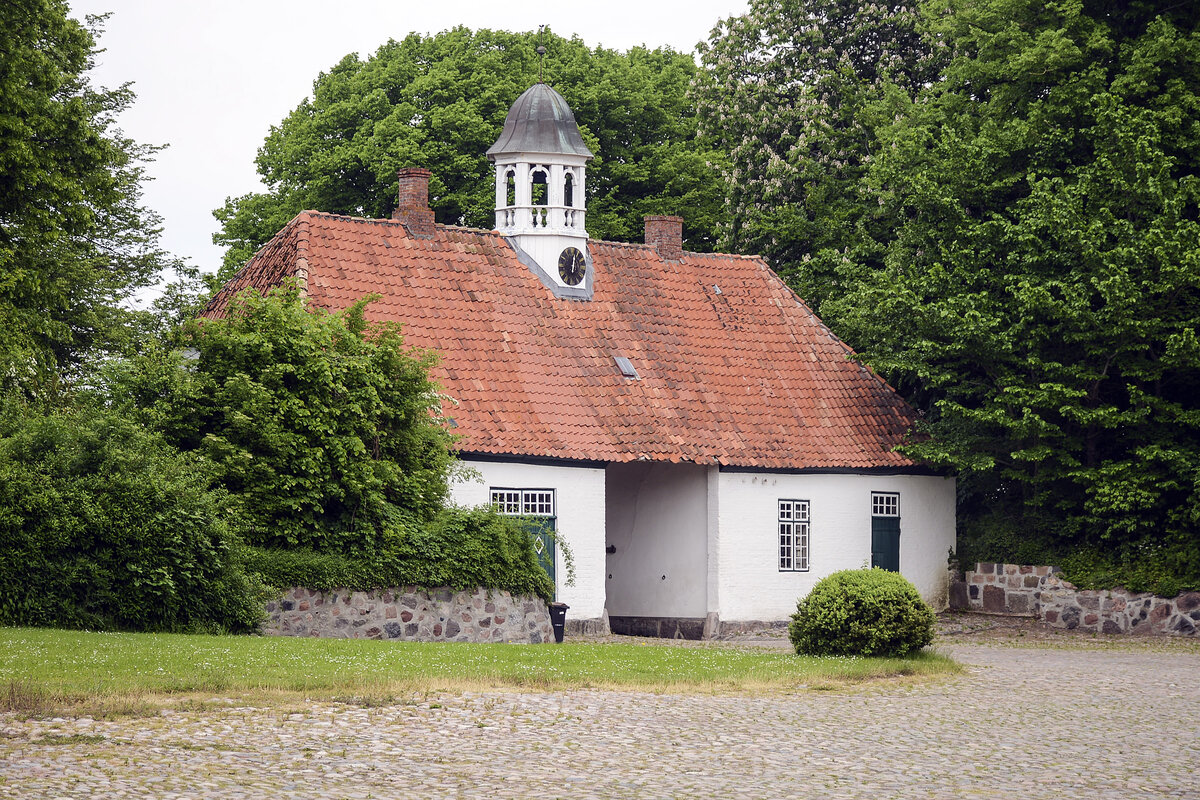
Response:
[[0, 1, 166, 398], [695, 0, 940, 309], [214, 27, 725, 279], [112, 285, 456, 554], [698, 0, 1200, 588], [823, 0, 1200, 587]]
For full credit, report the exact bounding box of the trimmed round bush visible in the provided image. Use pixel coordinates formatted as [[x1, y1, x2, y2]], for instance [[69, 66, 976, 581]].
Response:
[[788, 568, 935, 657]]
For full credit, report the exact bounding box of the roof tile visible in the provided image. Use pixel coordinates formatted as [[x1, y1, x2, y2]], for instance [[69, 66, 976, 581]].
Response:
[[205, 212, 920, 470]]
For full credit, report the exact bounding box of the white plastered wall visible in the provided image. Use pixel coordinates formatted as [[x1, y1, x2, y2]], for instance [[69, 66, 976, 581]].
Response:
[[450, 459, 607, 621], [604, 462, 710, 618], [717, 472, 956, 620]]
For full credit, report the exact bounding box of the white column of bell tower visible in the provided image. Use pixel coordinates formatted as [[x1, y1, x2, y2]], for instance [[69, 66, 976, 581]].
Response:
[[570, 166, 586, 232], [548, 163, 564, 229], [516, 161, 532, 230]]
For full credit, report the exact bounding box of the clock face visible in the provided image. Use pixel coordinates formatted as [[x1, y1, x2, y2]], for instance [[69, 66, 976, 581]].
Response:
[[558, 247, 586, 286]]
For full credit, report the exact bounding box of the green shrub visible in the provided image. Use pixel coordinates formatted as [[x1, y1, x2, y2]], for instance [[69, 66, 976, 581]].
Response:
[[0, 410, 265, 633], [958, 510, 1200, 596], [243, 506, 557, 602], [956, 510, 1057, 571], [788, 569, 935, 657], [110, 284, 455, 554], [1055, 539, 1199, 597]]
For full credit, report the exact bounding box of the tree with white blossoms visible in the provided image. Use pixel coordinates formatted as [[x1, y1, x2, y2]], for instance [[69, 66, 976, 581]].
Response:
[[694, 0, 940, 310], [821, 0, 1200, 593], [699, 0, 1200, 594]]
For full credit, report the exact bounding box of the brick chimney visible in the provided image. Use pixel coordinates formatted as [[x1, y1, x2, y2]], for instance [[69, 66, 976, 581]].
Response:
[[644, 215, 683, 261], [392, 167, 436, 238]]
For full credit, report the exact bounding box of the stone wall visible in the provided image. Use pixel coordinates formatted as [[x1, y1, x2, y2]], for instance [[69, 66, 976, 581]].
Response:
[[609, 615, 707, 640], [264, 586, 554, 643], [950, 562, 1059, 616], [565, 615, 611, 636], [949, 562, 1200, 636]]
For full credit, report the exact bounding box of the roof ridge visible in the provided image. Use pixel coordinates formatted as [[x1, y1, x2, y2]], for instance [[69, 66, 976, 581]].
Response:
[[299, 211, 504, 239], [292, 213, 312, 296], [440, 222, 507, 236], [297, 211, 762, 261], [689, 251, 763, 260], [303, 209, 405, 227], [236, 211, 310, 279], [200, 211, 309, 319], [592, 239, 761, 261]]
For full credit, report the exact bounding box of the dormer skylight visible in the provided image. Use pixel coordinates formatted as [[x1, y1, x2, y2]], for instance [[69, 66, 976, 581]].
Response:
[[614, 356, 640, 379]]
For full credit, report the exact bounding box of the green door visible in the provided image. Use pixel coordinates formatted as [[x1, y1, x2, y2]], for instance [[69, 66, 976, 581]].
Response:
[[871, 516, 901, 572], [527, 516, 557, 595]]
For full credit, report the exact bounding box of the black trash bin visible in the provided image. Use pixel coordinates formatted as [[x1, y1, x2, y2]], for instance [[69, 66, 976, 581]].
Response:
[[548, 602, 569, 644]]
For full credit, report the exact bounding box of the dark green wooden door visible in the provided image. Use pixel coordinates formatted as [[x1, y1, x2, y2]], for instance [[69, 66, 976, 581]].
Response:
[[527, 517, 557, 595], [871, 516, 901, 572]]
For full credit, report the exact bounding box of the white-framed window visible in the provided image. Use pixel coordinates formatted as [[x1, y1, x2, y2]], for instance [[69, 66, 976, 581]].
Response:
[[778, 499, 810, 571], [490, 488, 555, 517], [871, 492, 900, 517]]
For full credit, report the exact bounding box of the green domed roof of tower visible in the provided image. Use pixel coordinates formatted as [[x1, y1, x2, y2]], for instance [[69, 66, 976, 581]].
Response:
[[487, 83, 593, 159]]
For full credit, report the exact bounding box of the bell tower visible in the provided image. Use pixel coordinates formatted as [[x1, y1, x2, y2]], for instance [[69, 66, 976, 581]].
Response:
[[487, 83, 594, 299]]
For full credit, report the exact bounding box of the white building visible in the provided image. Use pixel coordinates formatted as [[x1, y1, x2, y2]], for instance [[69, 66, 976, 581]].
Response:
[[208, 83, 956, 638]]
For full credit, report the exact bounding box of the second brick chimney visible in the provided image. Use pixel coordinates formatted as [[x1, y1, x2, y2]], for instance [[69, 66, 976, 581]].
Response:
[[392, 167, 436, 238], [644, 215, 683, 261]]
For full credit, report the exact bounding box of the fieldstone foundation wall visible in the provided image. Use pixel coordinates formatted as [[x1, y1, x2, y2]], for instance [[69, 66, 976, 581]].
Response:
[[609, 616, 707, 640], [949, 562, 1200, 636], [565, 615, 611, 636], [711, 619, 790, 639], [608, 616, 789, 640], [264, 586, 554, 643]]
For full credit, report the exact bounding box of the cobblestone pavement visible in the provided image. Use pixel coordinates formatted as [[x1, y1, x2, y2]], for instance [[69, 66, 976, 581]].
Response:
[[2, 639, 1198, 799]]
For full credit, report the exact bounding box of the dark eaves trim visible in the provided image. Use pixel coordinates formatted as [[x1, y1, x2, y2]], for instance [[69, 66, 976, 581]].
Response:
[[458, 451, 608, 470], [458, 452, 949, 476], [718, 464, 952, 477]]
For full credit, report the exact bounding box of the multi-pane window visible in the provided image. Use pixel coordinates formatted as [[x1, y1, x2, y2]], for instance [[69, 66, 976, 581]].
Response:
[[778, 499, 810, 571], [490, 488, 555, 517], [491, 488, 557, 592], [871, 492, 900, 517]]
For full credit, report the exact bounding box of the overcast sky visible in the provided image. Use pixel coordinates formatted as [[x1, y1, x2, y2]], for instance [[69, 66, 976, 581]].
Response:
[[67, 0, 749, 289]]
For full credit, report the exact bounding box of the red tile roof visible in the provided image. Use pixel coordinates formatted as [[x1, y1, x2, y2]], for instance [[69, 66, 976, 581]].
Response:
[[205, 211, 921, 470]]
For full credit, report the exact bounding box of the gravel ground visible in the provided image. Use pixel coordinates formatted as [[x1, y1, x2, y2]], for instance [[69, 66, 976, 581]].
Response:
[[2, 624, 1198, 799]]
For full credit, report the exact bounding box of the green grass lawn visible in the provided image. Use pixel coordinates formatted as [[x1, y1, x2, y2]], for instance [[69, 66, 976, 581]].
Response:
[[0, 627, 959, 714]]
